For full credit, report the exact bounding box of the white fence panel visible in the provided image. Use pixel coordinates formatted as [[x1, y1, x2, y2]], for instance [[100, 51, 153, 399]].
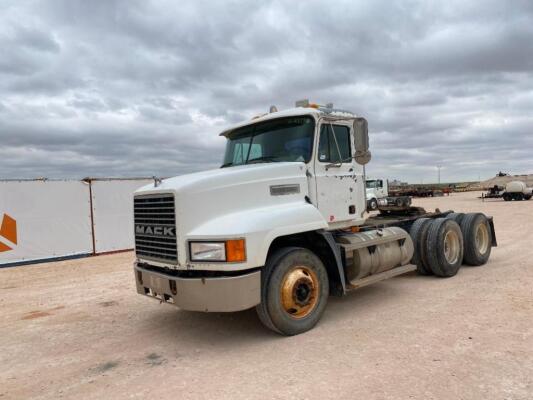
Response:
[[0, 180, 93, 265], [91, 179, 152, 253]]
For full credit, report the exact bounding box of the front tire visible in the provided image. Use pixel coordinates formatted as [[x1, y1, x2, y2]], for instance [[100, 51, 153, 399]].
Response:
[[256, 247, 329, 335], [368, 198, 378, 211]]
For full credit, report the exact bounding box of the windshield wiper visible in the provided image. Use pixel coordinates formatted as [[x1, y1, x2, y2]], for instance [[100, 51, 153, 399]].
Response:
[[246, 155, 279, 164], [220, 162, 234, 168]]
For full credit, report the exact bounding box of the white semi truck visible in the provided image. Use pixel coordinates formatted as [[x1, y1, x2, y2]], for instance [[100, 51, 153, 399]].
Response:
[[366, 178, 411, 211], [365, 178, 387, 210], [133, 101, 496, 335]]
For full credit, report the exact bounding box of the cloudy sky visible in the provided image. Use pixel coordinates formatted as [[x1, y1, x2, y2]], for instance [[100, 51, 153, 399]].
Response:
[[1, 0, 532, 183]]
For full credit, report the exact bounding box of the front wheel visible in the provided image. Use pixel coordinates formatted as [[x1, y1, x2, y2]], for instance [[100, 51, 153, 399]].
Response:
[[368, 198, 378, 211], [256, 247, 329, 335]]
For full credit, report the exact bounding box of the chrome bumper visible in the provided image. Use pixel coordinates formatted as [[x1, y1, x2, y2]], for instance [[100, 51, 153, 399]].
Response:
[[134, 263, 261, 312]]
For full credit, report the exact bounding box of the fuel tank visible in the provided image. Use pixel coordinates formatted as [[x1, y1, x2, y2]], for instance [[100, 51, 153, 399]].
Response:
[[336, 227, 414, 282]]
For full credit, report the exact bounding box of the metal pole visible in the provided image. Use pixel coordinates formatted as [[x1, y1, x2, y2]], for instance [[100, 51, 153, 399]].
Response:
[[88, 179, 96, 255], [437, 165, 442, 184]]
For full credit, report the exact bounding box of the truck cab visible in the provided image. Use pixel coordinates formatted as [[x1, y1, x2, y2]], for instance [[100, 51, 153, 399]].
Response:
[[133, 101, 495, 335], [366, 178, 389, 210]]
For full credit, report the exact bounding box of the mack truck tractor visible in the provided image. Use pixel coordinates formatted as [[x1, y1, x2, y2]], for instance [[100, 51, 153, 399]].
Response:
[[133, 101, 496, 335]]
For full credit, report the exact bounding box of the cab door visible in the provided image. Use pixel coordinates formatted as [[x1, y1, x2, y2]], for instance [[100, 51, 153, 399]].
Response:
[[313, 121, 359, 226], [376, 179, 386, 198]]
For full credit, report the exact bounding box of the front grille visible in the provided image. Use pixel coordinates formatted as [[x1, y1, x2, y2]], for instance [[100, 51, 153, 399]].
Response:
[[134, 194, 177, 263]]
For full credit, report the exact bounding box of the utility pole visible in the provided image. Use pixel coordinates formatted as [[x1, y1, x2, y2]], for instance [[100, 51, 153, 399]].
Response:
[[437, 165, 442, 184]]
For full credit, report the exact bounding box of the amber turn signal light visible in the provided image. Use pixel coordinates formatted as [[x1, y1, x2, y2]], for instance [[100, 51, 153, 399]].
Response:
[[226, 239, 246, 262]]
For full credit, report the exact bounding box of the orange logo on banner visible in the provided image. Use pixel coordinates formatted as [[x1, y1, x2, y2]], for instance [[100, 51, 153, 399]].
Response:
[[0, 214, 17, 252]]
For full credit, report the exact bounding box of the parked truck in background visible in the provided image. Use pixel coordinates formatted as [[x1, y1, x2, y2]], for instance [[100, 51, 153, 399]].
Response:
[[366, 178, 412, 211], [133, 101, 496, 335], [503, 181, 532, 201], [365, 178, 387, 210], [481, 181, 532, 201]]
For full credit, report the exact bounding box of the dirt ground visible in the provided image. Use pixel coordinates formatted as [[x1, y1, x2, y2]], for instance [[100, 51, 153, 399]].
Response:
[[1, 191, 532, 400]]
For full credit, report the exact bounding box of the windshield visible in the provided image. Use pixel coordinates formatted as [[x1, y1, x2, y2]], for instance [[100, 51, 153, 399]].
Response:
[[222, 116, 315, 167], [366, 180, 377, 189]]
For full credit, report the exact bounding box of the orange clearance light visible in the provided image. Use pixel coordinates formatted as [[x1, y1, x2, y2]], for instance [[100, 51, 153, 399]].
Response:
[[226, 239, 246, 262], [351, 226, 360, 233]]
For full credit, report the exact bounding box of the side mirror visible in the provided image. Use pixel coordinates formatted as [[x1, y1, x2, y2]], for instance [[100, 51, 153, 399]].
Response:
[[353, 117, 371, 165]]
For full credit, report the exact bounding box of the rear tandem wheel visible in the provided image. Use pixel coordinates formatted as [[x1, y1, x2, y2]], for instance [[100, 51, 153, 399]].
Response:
[[460, 213, 492, 266], [409, 218, 433, 275], [425, 218, 464, 277]]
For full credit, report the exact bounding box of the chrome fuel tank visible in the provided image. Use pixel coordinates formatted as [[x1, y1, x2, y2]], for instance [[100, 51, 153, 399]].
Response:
[[337, 227, 414, 281]]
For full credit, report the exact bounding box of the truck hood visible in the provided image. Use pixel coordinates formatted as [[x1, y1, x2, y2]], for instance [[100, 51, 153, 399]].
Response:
[[136, 162, 308, 196], [366, 188, 376, 198], [135, 161, 311, 236]]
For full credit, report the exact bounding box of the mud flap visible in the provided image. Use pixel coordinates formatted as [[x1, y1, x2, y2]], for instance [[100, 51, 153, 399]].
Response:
[[488, 216, 497, 247]]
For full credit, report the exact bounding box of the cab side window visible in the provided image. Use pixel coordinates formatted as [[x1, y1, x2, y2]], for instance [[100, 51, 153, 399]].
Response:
[[318, 124, 351, 163]]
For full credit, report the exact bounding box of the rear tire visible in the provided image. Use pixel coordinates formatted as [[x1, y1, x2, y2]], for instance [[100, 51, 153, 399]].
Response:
[[460, 213, 492, 266], [409, 218, 433, 275], [426, 218, 464, 277], [503, 193, 511, 201], [446, 212, 465, 225], [256, 247, 329, 336]]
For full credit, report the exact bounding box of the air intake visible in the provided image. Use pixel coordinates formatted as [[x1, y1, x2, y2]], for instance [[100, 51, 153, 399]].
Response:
[[134, 194, 177, 263]]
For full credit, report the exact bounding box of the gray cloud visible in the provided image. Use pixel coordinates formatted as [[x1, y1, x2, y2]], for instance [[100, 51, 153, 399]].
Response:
[[0, 0, 532, 183]]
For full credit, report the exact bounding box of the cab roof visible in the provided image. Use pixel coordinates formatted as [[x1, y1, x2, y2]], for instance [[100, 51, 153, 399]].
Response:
[[219, 107, 357, 137]]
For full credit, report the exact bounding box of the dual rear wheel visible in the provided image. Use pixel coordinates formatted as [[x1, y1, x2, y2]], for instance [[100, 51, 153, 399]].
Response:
[[409, 213, 492, 277]]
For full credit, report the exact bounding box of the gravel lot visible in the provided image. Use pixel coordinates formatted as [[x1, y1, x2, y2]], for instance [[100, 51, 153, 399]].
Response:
[[1, 191, 532, 400]]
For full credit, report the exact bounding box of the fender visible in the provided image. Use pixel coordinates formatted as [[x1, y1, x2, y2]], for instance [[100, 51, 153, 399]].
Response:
[[316, 230, 347, 293], [187, 202, 328, 270]]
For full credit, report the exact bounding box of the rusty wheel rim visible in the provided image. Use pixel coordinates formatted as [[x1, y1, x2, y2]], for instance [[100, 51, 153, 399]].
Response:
[[475, 223, 489, 255], [444, 230, 460, 264], [280, 266, 319, 319]]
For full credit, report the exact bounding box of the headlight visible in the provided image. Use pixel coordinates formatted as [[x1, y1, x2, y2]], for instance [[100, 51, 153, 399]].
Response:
[[189, 239, 246, 262], [189, 242, 226, 261]]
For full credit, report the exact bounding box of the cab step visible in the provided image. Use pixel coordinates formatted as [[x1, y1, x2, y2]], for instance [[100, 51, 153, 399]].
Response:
[[346, 264, 416, 291]]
